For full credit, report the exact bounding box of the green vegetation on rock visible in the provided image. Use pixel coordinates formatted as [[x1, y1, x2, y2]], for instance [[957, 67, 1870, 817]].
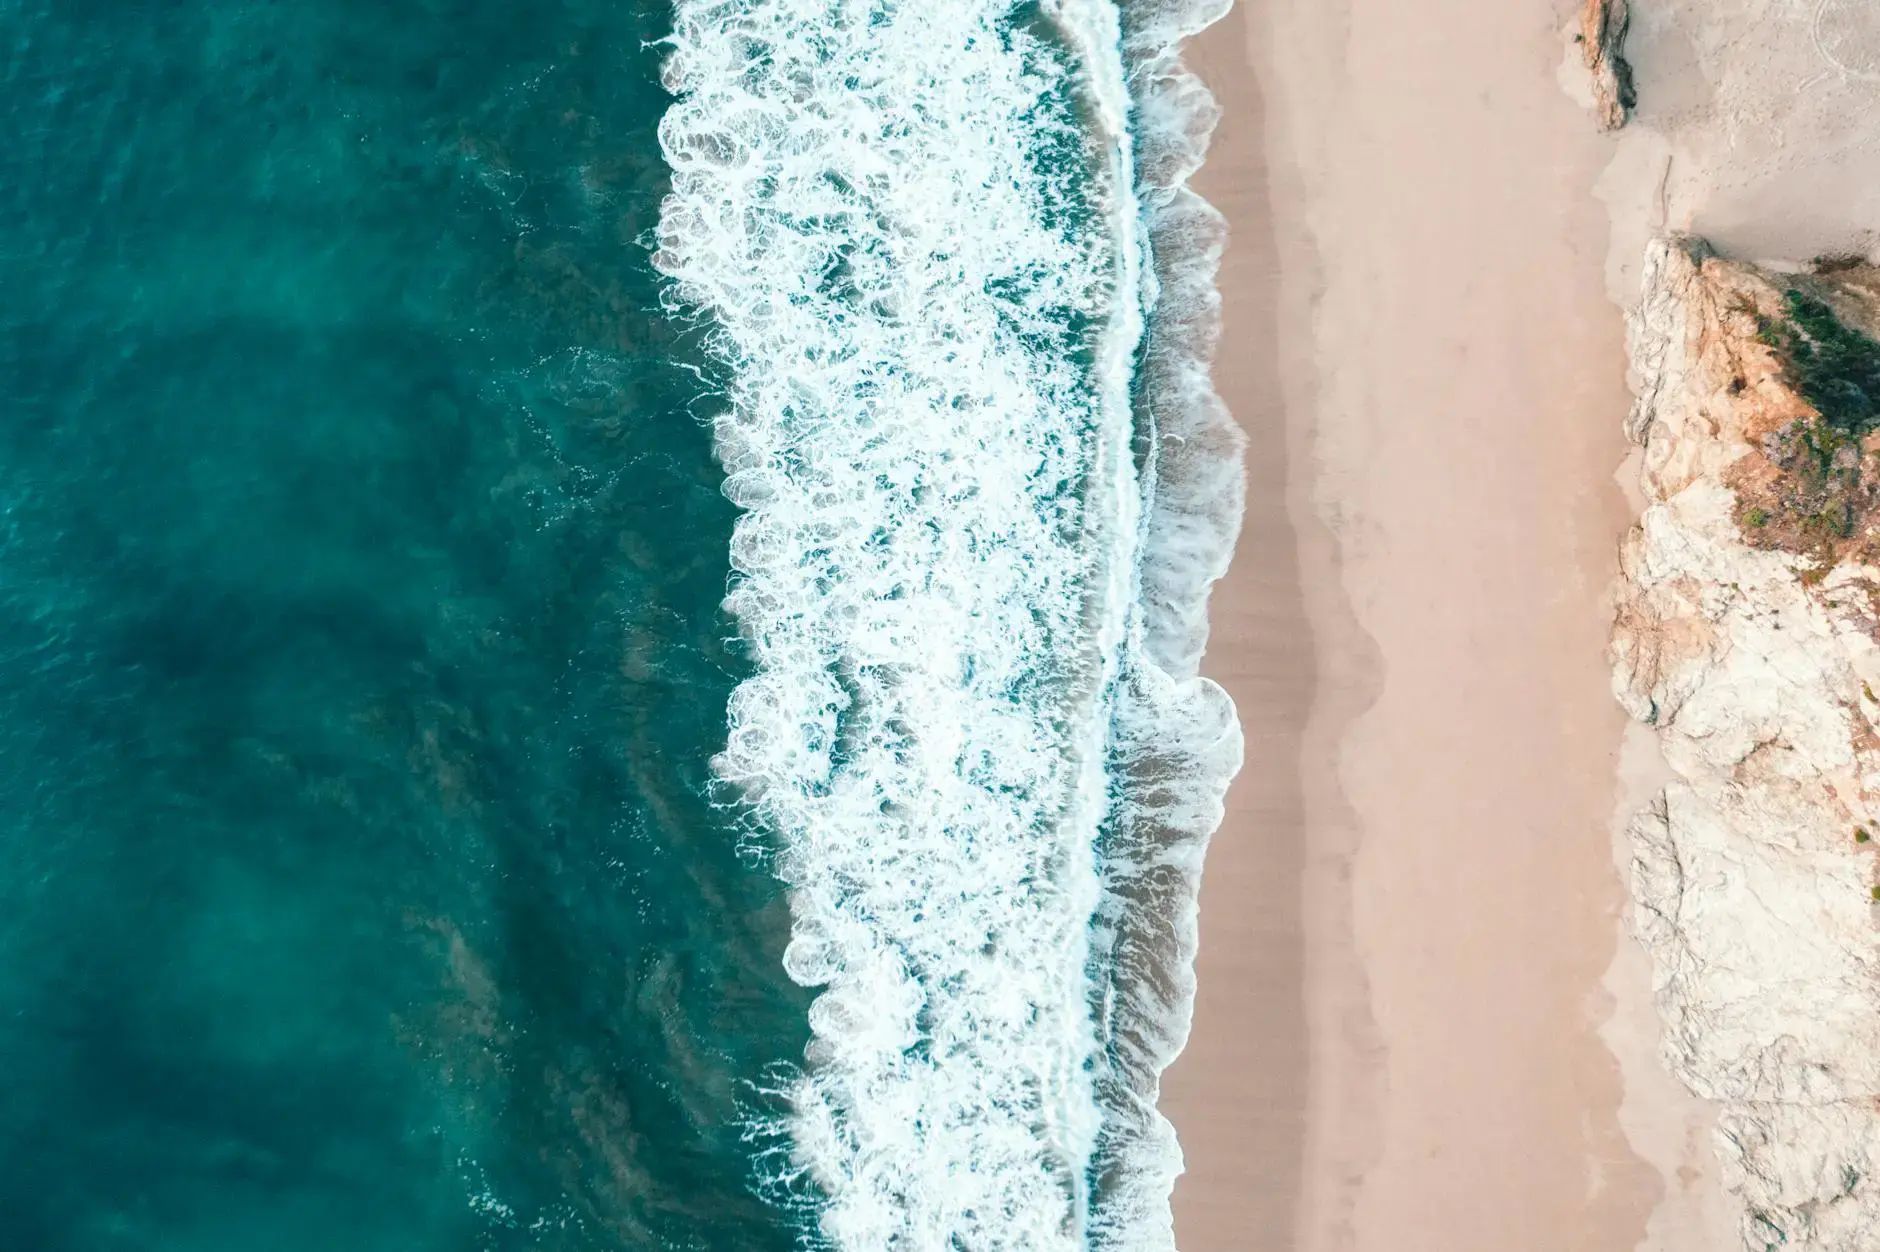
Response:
[[1739, 292, 1880, 552], [1759, 291, 1880, 434]]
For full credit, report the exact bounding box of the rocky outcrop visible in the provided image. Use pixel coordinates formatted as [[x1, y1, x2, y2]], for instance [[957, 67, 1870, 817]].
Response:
[[1614, 236, 1880, 1250], [1580, 0, 1635, 132]]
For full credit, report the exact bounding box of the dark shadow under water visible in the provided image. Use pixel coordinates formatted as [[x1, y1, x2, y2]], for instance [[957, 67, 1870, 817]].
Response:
[[0, 3, 810, 1248]]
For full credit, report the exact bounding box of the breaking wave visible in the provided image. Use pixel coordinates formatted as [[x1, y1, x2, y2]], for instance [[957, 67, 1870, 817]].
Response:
[[654, 0, 1243, 1246]]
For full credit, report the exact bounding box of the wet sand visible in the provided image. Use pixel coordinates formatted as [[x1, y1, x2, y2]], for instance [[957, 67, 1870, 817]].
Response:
[[1161, 1, 1685, 1247], [1154, 6, 1311, 1242]]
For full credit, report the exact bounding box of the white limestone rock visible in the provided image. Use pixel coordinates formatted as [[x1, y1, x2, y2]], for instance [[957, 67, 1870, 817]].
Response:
[[1614, 236, 1880, 1249]]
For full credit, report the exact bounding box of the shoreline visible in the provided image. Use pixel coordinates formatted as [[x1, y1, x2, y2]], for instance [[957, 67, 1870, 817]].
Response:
[[1154, 3, 1314, 1243], [1163, 1, 1702, 1247]]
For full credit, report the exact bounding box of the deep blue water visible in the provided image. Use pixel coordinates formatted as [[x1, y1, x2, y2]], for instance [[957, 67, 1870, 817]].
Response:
[[0, 2, 811, 1247]]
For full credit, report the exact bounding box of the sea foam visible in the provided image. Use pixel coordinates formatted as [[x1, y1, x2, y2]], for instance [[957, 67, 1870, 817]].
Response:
[[655, 1, 1241, 1246]]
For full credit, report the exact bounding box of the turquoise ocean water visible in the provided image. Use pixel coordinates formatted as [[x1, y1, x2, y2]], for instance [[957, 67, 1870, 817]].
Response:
[[0, 2, 1243, 1248], [0, 2, 813, 1246]]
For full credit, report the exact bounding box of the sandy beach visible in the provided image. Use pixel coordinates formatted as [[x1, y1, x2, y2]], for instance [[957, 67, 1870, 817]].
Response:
[[1161, 0, 1713, 1247]]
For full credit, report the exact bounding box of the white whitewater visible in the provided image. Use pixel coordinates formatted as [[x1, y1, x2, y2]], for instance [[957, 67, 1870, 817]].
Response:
[[655, 1, 1241, 1246]]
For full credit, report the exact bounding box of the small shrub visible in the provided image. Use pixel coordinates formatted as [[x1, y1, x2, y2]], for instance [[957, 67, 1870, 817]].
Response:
[[1743, 506, 1771, 528], [1857, 828, 1871, 844]]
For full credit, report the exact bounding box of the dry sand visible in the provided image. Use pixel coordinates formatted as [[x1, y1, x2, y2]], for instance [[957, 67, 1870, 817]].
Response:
[[1597, 0, 1880, 287], [1159, 0, 1730, 1248]]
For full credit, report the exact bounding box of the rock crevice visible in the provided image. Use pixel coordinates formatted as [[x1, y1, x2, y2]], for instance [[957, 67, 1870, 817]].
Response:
[[1580, 0, 1635, 131]]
